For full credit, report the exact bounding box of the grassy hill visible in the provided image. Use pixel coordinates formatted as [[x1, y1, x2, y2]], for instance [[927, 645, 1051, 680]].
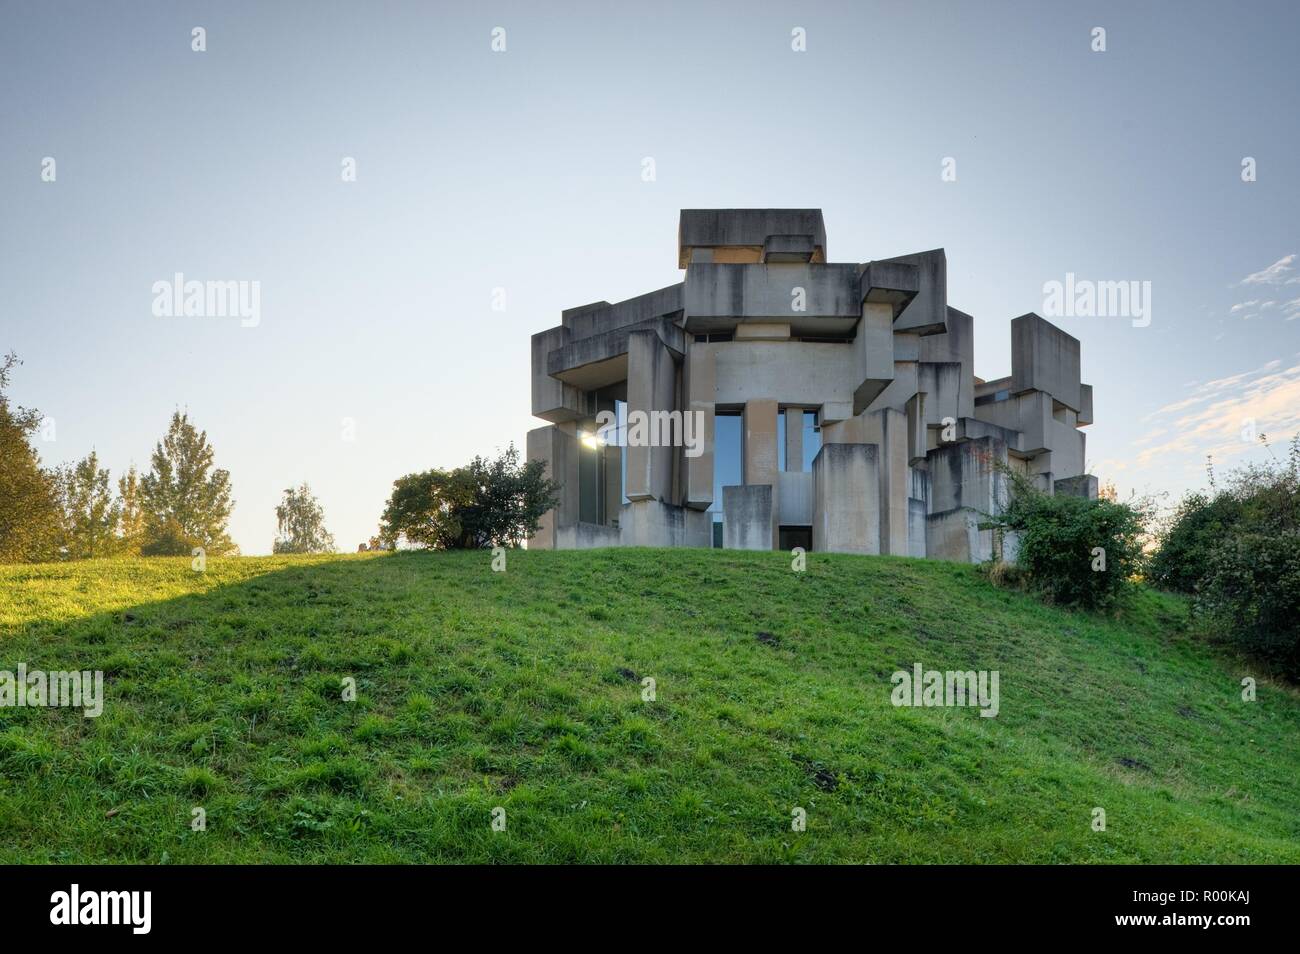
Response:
[[0, 548, 1296, 864]]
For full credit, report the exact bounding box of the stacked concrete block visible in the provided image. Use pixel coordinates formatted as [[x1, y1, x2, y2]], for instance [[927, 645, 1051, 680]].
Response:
[[812, 443, 880, 554], [527, 209, 1097, 561]]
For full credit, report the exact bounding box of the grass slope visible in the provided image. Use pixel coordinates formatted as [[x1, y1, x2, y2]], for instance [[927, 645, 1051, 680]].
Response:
[[0, 549, 1296, 864]]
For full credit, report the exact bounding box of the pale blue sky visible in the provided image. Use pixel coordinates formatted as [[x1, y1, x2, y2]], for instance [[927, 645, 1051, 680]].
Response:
[[3, 0, 1298, 553]]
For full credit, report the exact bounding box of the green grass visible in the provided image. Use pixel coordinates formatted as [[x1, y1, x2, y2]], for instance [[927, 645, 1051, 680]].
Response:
[[0, 548, 1296, 863]]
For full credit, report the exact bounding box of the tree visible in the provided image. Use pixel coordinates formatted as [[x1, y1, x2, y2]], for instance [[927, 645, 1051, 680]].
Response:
[[139, 412, 236, 556], [379, 444, 559, 549], [0, 353, 63, 563], [273, 483, 336, 554], [117, 465, 145, 555], [55, 450, 121, 559]]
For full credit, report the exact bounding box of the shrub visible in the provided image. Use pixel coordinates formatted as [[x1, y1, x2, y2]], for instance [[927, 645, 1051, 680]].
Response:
[[379, 444, 559, 549], [1149, 491, 1243, 593], [1187, 439, 1300, 676], [993, 475, 1148, 610]]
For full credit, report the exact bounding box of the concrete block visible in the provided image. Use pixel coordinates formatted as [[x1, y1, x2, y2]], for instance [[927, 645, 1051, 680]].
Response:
[[531, 326, 585, 423], [526, 424, 579, 549], [679, 209, 826, 267], [875, 407, 910, 556], [905, 393, 926, 464], [853, 302, 895, 413], [929, 436, 1009, 516], [1054, 474, 1098, 499], [684, 344, 716, 509], [723, 484, 773, 551], [622, 499, 712, 547], [812, 443, 880, 554], [925, 508, 994, 563], [880, 249, 947, 335], [625, 330, 678, 503], [684, 263, 862, 334], [555, 521, 623, 550], [784, 407, 804, 472], [1011, 313, 1082, 411], [908, 497, 928, 558]]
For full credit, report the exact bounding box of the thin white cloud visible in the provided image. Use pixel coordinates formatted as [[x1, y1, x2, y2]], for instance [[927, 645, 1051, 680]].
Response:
[[1132, 358, 1300, 470], [1240, 254, 1299, 286]]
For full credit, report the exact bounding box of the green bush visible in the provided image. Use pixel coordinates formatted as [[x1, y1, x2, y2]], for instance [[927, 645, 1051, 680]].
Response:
[[1197, 530, 1300, 676], [1184, 440, 1300, 676], [994, 476, 1148, 610], [1149, 491, 1243, 593], [379, 444, 559, 549]]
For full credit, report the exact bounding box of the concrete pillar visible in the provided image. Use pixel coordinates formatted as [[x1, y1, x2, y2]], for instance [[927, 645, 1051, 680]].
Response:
[[784, 407, 804, 472], [812, 443, 879, 554], [625, 330, 677, 503], [905, 393, 926, 465], [603, 442, 623, 526], [743, 398, 779, 547], [526, 424, 579, 549], [684, 343, 715, 510], [875, 408, 910, 556]]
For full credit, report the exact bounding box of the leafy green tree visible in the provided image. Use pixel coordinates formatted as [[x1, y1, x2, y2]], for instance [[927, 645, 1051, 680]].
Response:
[[380, 445, 558, 549], [117, 465, 145, 555], [0, 353, 62, 563], [273, 483, 336, 554], [139, 412, 236, 556], [55, 450, 121, 559]]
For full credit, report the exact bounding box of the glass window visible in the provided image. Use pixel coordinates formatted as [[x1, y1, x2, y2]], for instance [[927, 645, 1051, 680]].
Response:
[[777, 411, 786, 472], [802, 410, 821, 472], [709, 411, 743, 544]]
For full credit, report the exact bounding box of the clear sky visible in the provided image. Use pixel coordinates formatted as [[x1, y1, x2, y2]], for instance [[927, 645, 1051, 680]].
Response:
[[3, 0, 1298, 553]]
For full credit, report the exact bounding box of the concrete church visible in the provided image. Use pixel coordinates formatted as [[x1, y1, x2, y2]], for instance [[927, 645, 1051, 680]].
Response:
[[527, 209, 1096, 561]]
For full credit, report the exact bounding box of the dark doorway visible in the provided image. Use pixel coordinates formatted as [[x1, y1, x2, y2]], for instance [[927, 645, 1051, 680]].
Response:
[[779, 526, 812, 552]]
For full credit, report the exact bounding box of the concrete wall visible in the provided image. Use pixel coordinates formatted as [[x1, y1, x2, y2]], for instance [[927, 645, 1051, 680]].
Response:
[[722, 484, 773, 551], [556, 521, 623, 550], [622, 499, 712, 548], [812, 443, 880, 554], [713, 340, 857, 407], [526, 424, 579, 549], [929, 436, 1008, 516], [683, 343, 716, 510], [1054, 474, 1099, 499]]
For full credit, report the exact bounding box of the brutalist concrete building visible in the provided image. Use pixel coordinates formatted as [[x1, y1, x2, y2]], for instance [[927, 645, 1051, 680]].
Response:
[[527, 209, 1095, 561]]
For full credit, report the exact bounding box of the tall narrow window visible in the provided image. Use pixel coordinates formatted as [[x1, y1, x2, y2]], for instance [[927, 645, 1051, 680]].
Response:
[[709, 410, 743, 546], [802, 410, 822, 471], [777, 411, 787, 472]]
